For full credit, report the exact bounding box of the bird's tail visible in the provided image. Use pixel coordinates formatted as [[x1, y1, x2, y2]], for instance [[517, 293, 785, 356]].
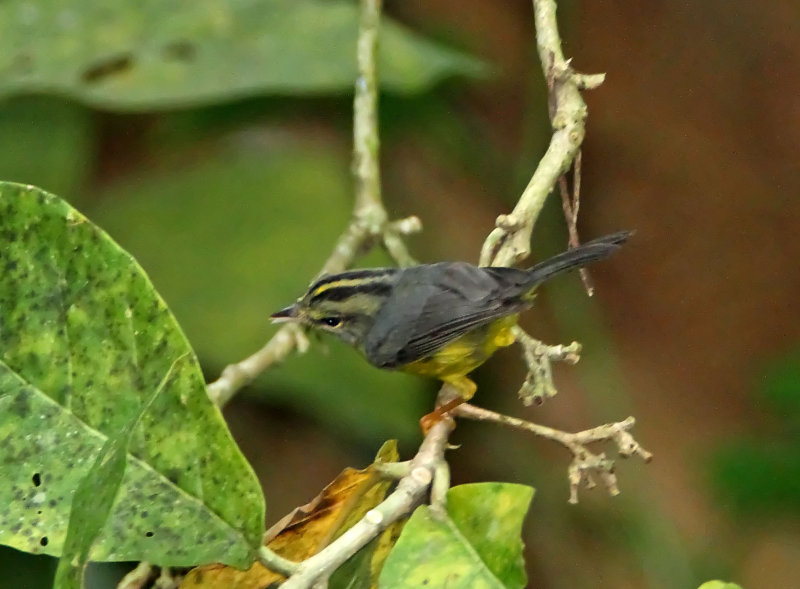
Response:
[[524, 230, 633, 293]]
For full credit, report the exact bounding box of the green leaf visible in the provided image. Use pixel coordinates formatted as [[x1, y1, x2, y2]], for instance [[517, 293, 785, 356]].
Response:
[[379, 483, 533, 588], [0, 0, 486, 111], [697, 582, 743, 589], [0, 182, 263, 567], [91, 142, 428, 442], [53, 355, 187, 588]]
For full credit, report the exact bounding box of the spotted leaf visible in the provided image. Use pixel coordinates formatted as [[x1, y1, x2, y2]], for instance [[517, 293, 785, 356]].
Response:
[[0, 182, 264, 568]]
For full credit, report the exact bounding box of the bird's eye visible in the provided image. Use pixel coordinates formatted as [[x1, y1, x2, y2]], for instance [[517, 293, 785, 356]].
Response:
[[321, 317, 341, 328]]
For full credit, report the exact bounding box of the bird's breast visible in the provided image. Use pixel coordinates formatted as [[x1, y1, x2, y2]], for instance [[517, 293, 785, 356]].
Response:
[[402, 315, 519, 380]]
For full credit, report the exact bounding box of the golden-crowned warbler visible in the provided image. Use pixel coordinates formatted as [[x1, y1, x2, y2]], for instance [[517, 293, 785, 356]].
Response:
[[272, 231, 630, 428]]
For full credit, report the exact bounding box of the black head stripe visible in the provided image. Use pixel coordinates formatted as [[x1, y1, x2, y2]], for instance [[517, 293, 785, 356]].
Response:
[[310, 281, 393, 303], [310, 268, 397, 291]]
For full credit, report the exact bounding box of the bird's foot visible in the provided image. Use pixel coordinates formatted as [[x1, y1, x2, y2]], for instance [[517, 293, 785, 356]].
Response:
[[420, 396, 465, 434]]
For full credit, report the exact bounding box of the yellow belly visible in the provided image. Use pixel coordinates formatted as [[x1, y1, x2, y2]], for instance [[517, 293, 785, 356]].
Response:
[[403, 315, 518, 382]]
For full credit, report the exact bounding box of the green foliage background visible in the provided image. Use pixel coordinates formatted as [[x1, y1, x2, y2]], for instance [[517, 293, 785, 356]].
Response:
[[0, 0, 798, 588]]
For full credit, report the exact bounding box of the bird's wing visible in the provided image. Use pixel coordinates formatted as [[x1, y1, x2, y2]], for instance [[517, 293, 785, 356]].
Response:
[[364, 263, 530, 368]]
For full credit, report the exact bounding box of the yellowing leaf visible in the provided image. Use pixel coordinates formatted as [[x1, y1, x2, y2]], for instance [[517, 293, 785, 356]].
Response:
[[182, 441, 400, 589]]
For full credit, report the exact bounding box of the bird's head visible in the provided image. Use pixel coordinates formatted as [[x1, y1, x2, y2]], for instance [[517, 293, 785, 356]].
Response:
[[271, 268, 399, 348]]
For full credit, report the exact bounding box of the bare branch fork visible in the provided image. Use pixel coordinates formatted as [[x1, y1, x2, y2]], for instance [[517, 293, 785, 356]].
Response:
[[454, 405, 652, 504]]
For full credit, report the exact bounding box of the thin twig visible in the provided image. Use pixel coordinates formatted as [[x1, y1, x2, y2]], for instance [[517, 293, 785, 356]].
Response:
[[571, 151, 594, 292], [207, 324, 308, 406], [558, 151, 593, 294], [353, 0, 383, 217], [572, 149, 582, 227], [453, 404, 652, 503], [514, 326, 581, 406]]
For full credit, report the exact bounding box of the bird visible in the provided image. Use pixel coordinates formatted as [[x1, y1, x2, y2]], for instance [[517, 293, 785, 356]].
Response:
[[271, 231, 631, 431]]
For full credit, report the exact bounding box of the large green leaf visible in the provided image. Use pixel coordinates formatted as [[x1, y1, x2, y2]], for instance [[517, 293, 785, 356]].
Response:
[[379, 483, 533, 588], [54, 355, 186, 588], [0, 182, 264, 567], [91, 142, 428, 442], [0, 0, 485, 111]]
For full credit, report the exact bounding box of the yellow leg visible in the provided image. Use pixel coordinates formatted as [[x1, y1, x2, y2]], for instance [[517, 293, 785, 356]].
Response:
[[445, 375, 477, 401], [420, 376, 477, 434]]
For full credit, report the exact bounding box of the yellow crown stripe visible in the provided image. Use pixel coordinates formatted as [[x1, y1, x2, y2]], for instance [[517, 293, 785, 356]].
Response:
[[309, 275, 390, 299]]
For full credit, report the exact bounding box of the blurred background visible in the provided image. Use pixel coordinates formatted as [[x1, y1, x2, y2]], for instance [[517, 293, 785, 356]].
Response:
[[2, 0, 799, 587]]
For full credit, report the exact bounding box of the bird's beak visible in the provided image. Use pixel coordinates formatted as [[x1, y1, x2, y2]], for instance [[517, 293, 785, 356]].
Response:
[[270, 304, 299, 323]]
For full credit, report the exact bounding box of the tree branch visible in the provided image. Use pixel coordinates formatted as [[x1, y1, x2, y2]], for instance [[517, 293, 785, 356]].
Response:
[[352, 0, 383, 218], [479, 0, 604, 268], [558, 150, 594, 294], [206, 0, 418, 407]]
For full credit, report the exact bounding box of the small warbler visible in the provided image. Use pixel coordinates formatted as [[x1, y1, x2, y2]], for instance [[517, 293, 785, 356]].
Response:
[[272, 231, 630, 429]]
